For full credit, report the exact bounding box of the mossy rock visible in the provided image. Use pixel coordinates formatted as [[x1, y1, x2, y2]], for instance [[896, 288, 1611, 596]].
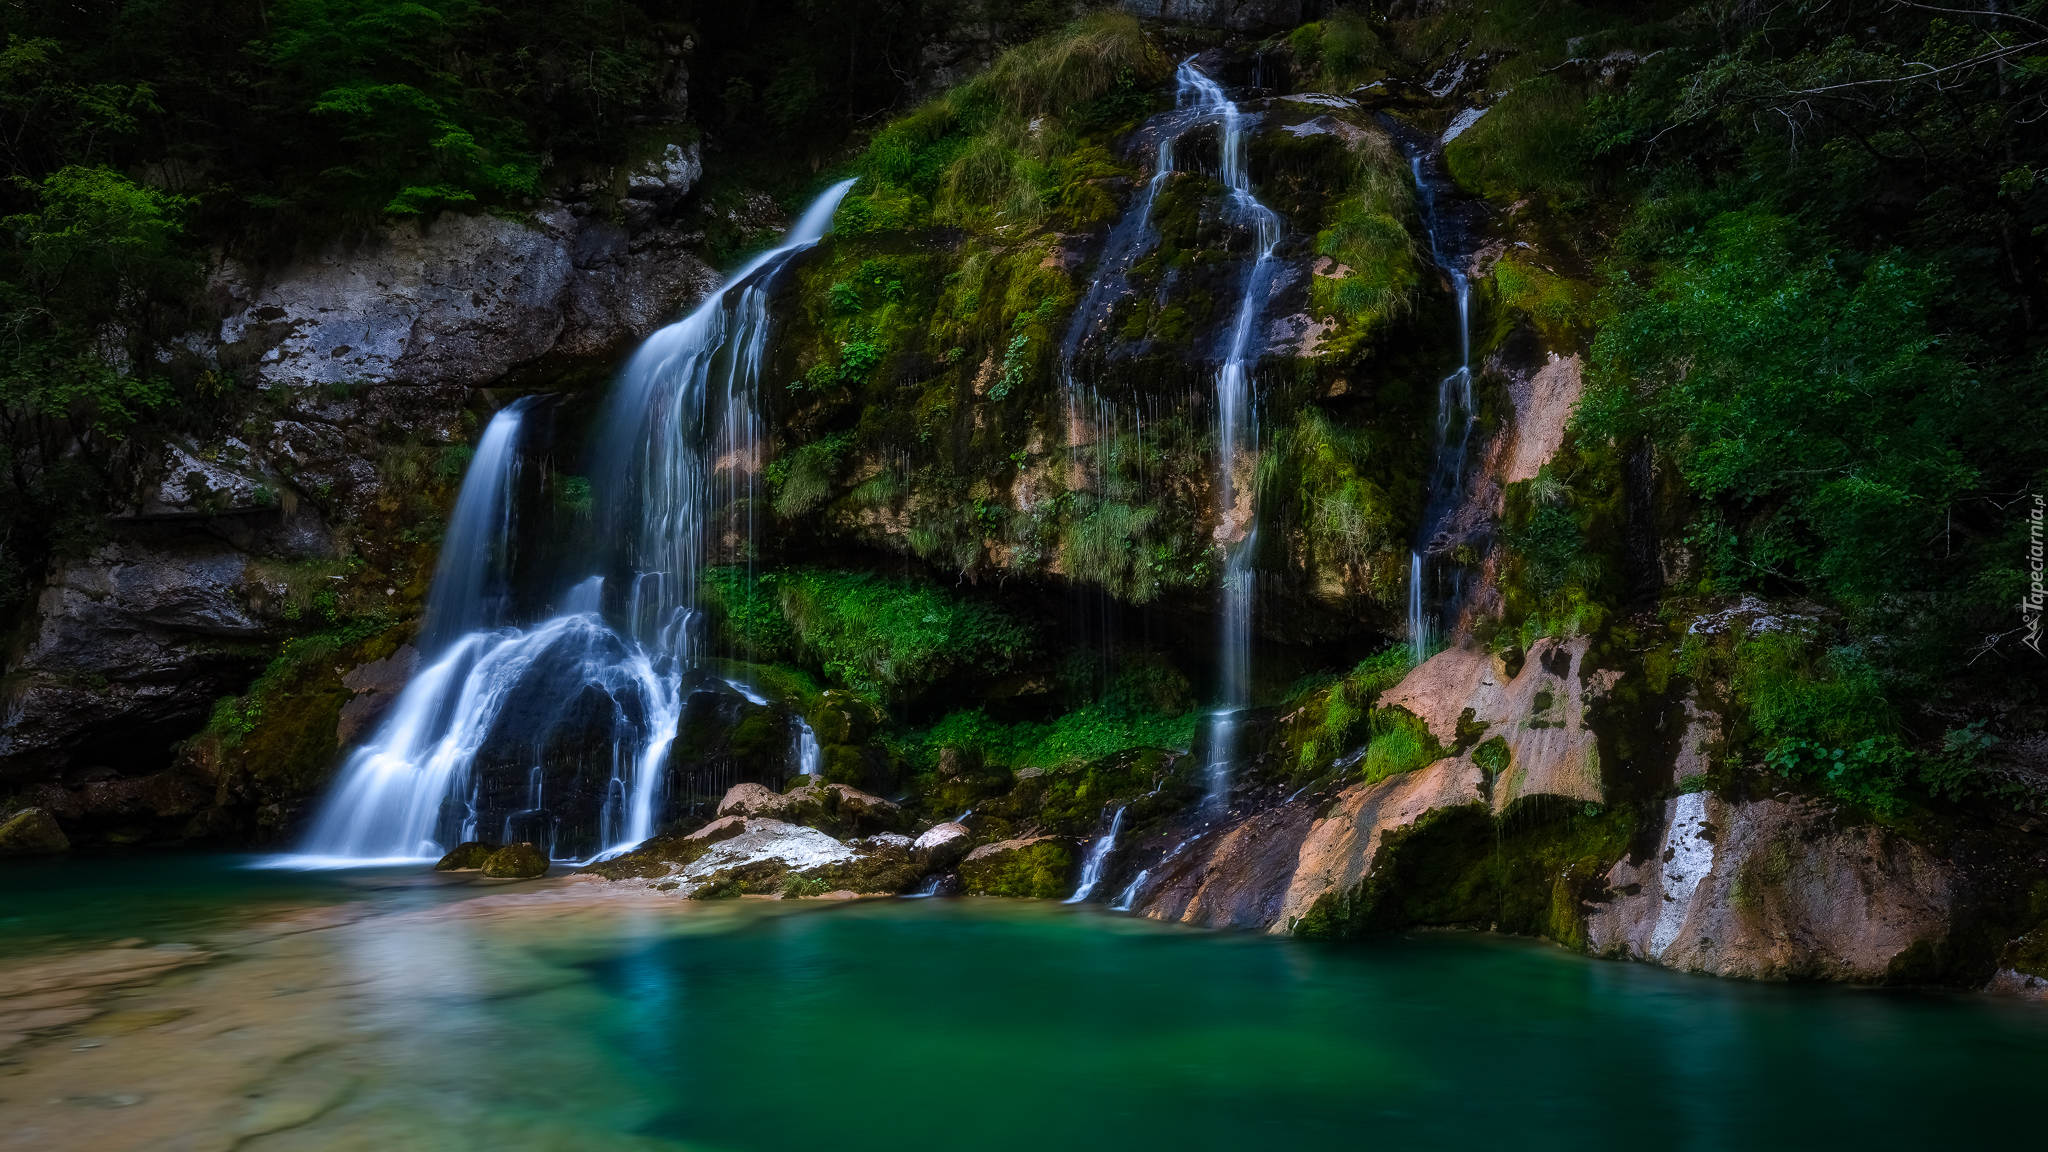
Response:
[[481, 842, 549, 879], [434, 841, 497, 871], [958, 836, 1080, 898], [2005, 921, 2048, 981], [577, 834, 717, 881], [0, 808, 69, 856]]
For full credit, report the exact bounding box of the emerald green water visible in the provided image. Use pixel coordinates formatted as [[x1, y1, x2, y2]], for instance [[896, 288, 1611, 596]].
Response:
[[3, 856, 2045, 1150]]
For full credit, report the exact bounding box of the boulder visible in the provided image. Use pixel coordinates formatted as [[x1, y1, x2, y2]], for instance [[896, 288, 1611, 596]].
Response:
[[434, 841, 496, 871], [912, 822, 973, 871], [0, 808, 69, 856], [959, 837, 1081, 898], [480, 842, 549, 879], [713, 779, 903, 837], [684, 815, 748, 843]]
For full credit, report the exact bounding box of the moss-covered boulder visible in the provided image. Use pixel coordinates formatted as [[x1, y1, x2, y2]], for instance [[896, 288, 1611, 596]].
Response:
[[481, 842, 549, 879], [0, 808, 69, 855], [434, 841, 497, 871], [959, 836, 1080, 898]]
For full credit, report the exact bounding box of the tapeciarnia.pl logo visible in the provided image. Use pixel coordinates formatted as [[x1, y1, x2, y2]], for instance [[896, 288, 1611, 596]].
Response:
[[2027, 493, 2045, 655]]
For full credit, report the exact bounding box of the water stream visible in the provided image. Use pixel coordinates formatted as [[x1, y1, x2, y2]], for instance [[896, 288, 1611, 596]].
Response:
[[1400, 132, 1485, 661], [1197, 63, 1282, 810], [290, 180, 858, 867], [1064, 806, 1126, 903]]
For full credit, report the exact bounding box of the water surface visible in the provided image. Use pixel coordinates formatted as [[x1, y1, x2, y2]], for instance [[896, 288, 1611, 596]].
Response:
[[1, 861, 2041, 1151]]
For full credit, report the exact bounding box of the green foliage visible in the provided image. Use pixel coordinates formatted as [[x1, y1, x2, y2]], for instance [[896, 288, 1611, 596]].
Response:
[[705, 566, 1038, 702], [1362, 706, 1443, 785], [1281, 648, 1415, 780], [907, 702, 1198, 776], [1586, 212, 1980, 611], [1260, 406, 1408, 603]]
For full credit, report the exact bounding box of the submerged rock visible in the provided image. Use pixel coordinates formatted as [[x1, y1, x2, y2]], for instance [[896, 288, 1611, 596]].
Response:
[[434, 841, 497, 871], [481, 842, 549, 879], [959, 837, 1080, 898], [0, 808, 69, 855]]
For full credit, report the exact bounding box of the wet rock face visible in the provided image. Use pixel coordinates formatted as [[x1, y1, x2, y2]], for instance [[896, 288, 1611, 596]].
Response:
[[0, 531, 279, 782], [2, 183, 721, 825], [1586, 793, 1956, 981], [209, 183, 713, 396]]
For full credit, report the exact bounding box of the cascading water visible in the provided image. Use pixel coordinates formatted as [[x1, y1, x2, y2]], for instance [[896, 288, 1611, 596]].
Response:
[[419, 397, 537, 653], [791, 718, 821, 783], [1400, 133, 1483, 662], [287, 180, 858, 867], [1196, 63, 1282, 810], [1050, 59, 1281, 812], [1064, 806, 1126, 904]]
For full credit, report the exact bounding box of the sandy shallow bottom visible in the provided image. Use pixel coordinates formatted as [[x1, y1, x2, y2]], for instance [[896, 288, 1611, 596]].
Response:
[[0, 880, 748, 1152]]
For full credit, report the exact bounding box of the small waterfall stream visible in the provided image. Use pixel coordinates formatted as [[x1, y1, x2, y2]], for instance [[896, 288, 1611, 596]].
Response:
[[1400, 131, 1485, 661], [290, 180, 857, 866], [1065, 806, 1127, 903], [1197, 63, 1282, 810], [1049, 58, 1283, 813]]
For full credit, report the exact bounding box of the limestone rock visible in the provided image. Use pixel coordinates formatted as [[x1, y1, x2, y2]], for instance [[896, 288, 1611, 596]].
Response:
[[1585, 792, 1955, 980], [434, 841, 496, 871], [959, 836, 1080, 898], [713, 779, 903, 837], [1273, 759, 1485, 932], [0, 808, 69, 855], [481, 842, 549, 879], [1134, 805, 1321, 930], [912, 822, 973, 870], [1379, 638, 1612, 811]]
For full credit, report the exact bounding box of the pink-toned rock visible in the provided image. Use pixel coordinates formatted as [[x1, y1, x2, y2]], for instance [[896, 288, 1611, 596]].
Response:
[[1378, 637, 1610, 810]]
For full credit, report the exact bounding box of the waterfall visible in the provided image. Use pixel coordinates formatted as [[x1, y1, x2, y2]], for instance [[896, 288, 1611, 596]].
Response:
[[1110, 869, 1148, 911], [419, 398, 536, 653], [1196, 61, 1282, 810], [283, 180, 857, 868], [1064, 806, 1126, 904], [1401, 139, 1481, 660], [791, 718, 821, 783]]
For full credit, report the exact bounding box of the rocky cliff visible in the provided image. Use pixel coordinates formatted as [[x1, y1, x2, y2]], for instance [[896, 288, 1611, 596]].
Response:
[[3, 2, 2043, 999]]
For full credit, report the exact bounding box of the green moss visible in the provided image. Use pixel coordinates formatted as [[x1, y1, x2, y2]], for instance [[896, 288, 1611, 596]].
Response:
[[434, 841, 495, 871], [1292, 798, 1637, 948], [959, 840, 1077, 898]]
